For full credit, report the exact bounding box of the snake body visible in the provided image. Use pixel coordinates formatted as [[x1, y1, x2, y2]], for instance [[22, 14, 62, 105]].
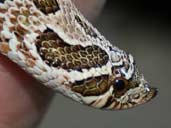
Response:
[[0, 0, 157, 110]]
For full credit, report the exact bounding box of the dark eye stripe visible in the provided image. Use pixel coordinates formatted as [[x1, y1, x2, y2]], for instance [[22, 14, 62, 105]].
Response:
[[71, 75, 111, 96]]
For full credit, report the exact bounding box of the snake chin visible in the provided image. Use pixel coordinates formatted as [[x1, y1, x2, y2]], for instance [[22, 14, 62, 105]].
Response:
[[84, 84, 158, 110], [110, 85, 158, 110]]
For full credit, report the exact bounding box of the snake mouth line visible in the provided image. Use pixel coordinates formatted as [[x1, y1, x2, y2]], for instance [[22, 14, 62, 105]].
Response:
[[136, 87, 158, 107], [101, 87, 158, 110]]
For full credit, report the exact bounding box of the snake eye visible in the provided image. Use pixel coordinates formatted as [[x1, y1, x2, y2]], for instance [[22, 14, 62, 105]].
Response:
[[113, 77, 129, 97], [114, 79, 126, 91]]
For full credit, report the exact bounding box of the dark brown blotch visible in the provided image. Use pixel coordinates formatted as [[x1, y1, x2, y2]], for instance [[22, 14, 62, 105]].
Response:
[[33, 0, 60, 14], [35, 28, 109, 70]]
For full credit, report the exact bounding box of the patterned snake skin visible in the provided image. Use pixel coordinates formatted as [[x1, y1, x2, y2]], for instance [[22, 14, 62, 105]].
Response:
[[0, 0, 157, 110]]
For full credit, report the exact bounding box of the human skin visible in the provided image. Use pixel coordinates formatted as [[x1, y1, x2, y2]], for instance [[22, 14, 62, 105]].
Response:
[[0, 0, 106, 128]]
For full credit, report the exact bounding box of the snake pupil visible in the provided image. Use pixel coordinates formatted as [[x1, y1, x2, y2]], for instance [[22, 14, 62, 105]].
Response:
[[114, 79, 125, 91]]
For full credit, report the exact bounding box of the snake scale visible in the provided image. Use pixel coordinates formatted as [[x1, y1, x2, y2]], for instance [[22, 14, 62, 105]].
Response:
[[0, 0, 157, 110]]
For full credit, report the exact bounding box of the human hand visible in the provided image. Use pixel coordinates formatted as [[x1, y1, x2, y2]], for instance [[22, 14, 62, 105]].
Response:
[[0, 0, 106, 128]]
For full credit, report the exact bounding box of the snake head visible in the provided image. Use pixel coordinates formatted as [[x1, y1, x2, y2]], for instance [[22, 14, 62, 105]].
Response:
[[71, 48, 157, 110], [102, 49, 158, 110], [109, 67, 158, 110]]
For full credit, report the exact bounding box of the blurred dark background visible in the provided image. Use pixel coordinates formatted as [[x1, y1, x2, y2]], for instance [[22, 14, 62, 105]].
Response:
[[106, 0, 170, 22]]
